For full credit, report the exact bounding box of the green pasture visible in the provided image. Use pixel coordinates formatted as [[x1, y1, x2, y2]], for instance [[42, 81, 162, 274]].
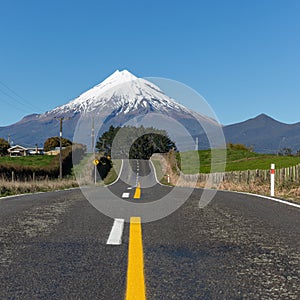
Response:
[[0, 155, 55, 167], [178, 149, 300, 174]]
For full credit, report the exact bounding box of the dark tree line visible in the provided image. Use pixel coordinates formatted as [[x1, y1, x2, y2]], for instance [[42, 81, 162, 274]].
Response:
[[96, 157, 113, 180], [43, 137, 73, 152], [0, 138, 10, 156], [96, 125, 176, 160]]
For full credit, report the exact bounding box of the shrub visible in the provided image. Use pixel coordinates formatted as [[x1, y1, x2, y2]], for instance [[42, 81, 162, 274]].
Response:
[[227, 143, 252, 151]]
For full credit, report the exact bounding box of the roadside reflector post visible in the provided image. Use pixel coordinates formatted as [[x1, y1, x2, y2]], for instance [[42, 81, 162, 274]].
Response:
[[167, 174, 170, 184], [270, 163, 275, 197], [93, 159, 99, 185]]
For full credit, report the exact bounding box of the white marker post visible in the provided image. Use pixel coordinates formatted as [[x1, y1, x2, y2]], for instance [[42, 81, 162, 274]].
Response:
[[270, 163, 275, 197]]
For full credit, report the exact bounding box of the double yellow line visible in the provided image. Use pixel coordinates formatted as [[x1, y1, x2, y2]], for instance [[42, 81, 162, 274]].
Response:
[[126, 217, 146, 300]]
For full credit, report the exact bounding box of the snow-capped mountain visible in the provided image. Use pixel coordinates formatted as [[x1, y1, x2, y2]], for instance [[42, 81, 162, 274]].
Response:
[[46, 70, 196, 116], [0, 70, 220, 150]]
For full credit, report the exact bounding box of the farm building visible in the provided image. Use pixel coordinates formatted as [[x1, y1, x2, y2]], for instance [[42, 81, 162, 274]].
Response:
[[8, 145, 44, 157]]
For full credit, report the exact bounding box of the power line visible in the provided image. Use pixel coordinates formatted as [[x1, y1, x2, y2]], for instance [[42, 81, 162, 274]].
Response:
[[0, 96, 32, 114], [0, 80, 43, 112]]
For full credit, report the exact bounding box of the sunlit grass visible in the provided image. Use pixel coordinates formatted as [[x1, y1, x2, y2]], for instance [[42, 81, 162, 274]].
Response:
[[178, 149, 300, 174], [0, 155, 55, 167]]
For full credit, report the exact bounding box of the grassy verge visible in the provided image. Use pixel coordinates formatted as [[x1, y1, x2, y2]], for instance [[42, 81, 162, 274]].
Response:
[[0, 179, 79, 198], [0, 152, 123, 198], [0, 159, 122, 198], [103, 159, 122, 185], [73, 154, 122, 186]]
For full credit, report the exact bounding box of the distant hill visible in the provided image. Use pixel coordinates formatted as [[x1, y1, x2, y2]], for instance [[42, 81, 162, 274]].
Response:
[[223, 114, 300, 153]]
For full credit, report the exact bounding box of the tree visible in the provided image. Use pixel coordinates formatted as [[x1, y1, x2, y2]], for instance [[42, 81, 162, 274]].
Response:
[[278, 147, 293, 156], [129, 133, 176, 159], [0, 138, 10, 156], [283, 147, 293, 156], [44, 137, 72, 152], [96, 125, 120, 154], [96, 156, 113, 180], [96, 125, 177, 159]]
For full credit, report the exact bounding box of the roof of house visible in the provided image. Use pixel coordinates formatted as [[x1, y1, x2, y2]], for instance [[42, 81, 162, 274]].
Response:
[[8, 145, 44, 151], [8, 145, 28, 151]]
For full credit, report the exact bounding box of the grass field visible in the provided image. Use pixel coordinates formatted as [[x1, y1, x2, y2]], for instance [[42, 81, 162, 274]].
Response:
[[0, 155, 55, 167], [178, 149, 300, 174]]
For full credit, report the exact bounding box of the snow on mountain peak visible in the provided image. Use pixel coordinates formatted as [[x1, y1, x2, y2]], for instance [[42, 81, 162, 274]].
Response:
[[46, 69, 190, 116], [97, 69, 138, 91]]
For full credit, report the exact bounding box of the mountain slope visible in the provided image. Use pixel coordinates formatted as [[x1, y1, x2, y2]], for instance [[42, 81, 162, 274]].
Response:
[[223, 114, 300, 153]]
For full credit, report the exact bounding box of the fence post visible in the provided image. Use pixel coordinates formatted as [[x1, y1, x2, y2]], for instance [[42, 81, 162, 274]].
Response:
[[270, 163, 275, 197], [247, 170, 250, 184], [292, 166, 296, 182]]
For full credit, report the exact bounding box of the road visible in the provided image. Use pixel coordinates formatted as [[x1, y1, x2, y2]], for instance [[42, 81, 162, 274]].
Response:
[[0, 160, 299, 299]]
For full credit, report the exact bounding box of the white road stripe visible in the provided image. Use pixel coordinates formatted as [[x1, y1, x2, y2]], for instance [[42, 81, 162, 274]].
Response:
[[122, 192, 130, 198], [239, 192, 300, 209], [105, 159, 124, 186], [107, 218, 125, 245]]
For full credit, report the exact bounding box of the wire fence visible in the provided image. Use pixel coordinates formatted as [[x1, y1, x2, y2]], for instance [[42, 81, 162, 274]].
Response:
[[181, 164, 300, 185]]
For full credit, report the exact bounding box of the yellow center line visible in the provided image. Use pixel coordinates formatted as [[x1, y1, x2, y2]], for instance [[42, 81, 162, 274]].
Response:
[[133, 183, 141, 199], [126, 216, 146, 300]]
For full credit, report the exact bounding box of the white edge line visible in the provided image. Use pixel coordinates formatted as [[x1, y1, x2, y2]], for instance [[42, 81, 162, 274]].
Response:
[[222, 190, 300, 209], [105, 159, 124, 187], [149, 159, 171, 187], [0, 187, 80, 201], [107, 218, 125, 245]]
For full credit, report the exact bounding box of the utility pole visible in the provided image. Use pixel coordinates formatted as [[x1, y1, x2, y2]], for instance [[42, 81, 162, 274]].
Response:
[[91, 116, 95, 153], [91, 116, 97, 184], [55, 117, 70, 180], [8, 134, 13, 146]]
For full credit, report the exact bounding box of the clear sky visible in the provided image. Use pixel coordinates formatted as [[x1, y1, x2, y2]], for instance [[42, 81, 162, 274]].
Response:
[[1, 0, 299, 127]]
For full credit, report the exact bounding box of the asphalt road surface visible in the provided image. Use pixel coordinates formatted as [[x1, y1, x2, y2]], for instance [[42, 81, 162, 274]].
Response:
[[0, 160, 299, 299]]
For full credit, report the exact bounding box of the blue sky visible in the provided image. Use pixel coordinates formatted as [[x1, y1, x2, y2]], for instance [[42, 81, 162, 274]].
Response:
[[0, 0, 299, 126]]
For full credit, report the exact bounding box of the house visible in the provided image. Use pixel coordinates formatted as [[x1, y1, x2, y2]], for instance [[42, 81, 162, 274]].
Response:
[[45, 147, 66, 156], [8, 145, 44, 157]]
